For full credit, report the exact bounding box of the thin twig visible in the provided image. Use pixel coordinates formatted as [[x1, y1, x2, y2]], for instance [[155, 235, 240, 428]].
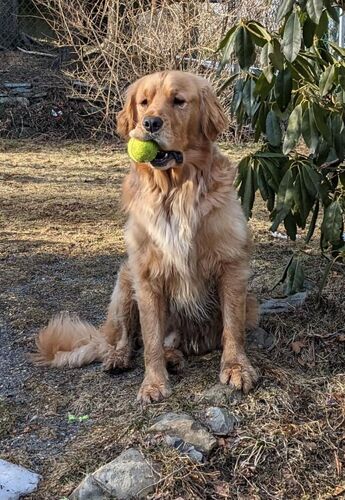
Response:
[[17, 47, 56, 58]]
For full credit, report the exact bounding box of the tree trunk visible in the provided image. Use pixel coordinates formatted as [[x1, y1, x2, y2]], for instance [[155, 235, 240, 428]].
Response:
[[0, 0, 18, 48]]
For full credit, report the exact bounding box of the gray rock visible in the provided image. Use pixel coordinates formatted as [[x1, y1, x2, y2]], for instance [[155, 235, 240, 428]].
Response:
[[260, 292, 308, 315], [165, 436, 204, 463], [0, 96, 30, 106], [3, 83, 32, 89], [247, 327, 275, 350], [201, 384, 243, 406], [69, 475, 109, 500], [69, 448, 158, 500], [204, 407, 237, 436], [0, 459, 41, 500], [149, 412, 216, 454]]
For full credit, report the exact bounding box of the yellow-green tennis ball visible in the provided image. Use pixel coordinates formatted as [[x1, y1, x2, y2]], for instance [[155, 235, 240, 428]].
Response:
[[127, 138, 159, 163]]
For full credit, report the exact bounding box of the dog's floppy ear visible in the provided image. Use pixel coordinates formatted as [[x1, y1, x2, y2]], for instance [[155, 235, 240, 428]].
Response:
[[200, 84, 228, 141], [116, 82, 138, 139]]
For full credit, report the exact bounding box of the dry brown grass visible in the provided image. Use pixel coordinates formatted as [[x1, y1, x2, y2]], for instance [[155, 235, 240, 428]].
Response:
[[0, 139, 344, 499]]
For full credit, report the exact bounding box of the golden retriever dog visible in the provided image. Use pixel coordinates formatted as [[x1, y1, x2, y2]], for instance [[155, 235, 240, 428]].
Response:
[[33, 71, 259, 403]]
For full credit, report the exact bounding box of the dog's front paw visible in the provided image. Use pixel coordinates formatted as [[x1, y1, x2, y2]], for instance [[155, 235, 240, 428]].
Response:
[[102, 345, 131, 372], [219, 357, 258, 394], [137, 376, 171, 404]]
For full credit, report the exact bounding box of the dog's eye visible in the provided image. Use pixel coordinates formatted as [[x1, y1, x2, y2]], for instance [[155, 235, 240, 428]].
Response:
[[173, 97, 186, 107], [140, 99, 148, 107]]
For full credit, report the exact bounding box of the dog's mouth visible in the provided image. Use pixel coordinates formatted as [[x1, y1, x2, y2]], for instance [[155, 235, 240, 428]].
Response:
[[150, 150, 183, 169], [128, 130, 183, 169]]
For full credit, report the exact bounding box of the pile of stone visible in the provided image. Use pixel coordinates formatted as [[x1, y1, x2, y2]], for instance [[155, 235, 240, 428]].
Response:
[[70, 401, 240, 499], [0, 82, 47, 106]]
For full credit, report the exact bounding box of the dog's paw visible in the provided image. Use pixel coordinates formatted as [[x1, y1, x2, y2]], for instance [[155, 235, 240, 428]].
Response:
[[164, 348, 185, 373], [219, 357, 258, 394], [102, 346, 131, 373], [137, 377, 171, 404]]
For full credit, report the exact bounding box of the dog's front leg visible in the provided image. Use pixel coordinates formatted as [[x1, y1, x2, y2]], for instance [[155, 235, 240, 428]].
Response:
[[136, 278, 171, 404], [218, 262, 258, 393]]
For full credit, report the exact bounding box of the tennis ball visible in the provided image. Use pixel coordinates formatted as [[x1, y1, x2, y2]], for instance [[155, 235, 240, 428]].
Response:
[[127, 138, 159, 163]]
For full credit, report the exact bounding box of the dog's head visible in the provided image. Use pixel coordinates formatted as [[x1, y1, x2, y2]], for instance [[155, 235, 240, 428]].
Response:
[[117, 71, 227, 170]]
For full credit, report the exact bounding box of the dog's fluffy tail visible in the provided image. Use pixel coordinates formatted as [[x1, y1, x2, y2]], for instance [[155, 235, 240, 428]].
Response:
[[31, 313, 109, 368]]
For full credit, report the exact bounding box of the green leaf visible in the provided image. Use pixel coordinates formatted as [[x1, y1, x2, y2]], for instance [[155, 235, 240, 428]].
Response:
[[256, 163, 272, 200], [330, 42, 345, 58], [277, 0, 295, 22], [332, 114, 345, 161], [260, 44, 269, 68], [325, 0, 339, 22], [306, 0, 323, 24], [254, 152, 287, 158], [255, 72, 274, 99], [301, 161, 321, 198], [337, 66, 345, 91], [334, 129, 345, 162], [269, 39, 284, 70], [271, 168, 295, 231], [283, 104, 303, 155], [235, 26, 256, 70], [275, 68, 292, 112], [285, 257, 305, 295], [242, 78, 256, 118], [254, 103, 267, 141], [319, 64, 336, 96], [219, 26, 238, 69], [232, 79, 244, 113], [303, 17, 316, 48], [321, 200, 344, 249], [266, 110, 282, 147], [247, 21, 271, 47], [267, 193, 276, 212], [301, 107, 319, 154], [315, 11, 328, 39], [291, 57, 315, 82], [238, 159, 256, 219], [260, 158, 282, 192], [305, 200, 319, 243], [312, 104, 332, 144], [293, 172, 309, 226], [218, 25, 237, 51], [282, 12, 302, 63], [284, 212, 297, 241], [260, 43, 274, 82], [276, 168, 295, 211]]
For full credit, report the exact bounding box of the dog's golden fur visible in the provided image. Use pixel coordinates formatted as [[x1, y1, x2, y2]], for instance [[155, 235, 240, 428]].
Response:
[[33, 71, 259, 403]]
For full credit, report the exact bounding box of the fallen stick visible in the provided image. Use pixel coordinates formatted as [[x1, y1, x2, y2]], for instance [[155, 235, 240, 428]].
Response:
[[17, 47, 56, 58]]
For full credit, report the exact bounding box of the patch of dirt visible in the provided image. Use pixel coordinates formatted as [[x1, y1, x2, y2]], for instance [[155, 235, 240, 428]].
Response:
[[0, 140, 344, 499]]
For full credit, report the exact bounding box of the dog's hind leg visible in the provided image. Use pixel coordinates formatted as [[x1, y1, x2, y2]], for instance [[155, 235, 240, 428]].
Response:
[[101, 261, 138, 371], [163, 318, 184, 373]]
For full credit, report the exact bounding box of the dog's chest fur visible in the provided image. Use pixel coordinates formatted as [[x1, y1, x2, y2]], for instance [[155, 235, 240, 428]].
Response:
[[127, 175, 212, 314], [148, 183, 200, 274]]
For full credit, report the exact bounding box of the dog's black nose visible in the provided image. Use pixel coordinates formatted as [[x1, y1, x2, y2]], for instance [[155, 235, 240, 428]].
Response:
[[143, 116, 163, 133]]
